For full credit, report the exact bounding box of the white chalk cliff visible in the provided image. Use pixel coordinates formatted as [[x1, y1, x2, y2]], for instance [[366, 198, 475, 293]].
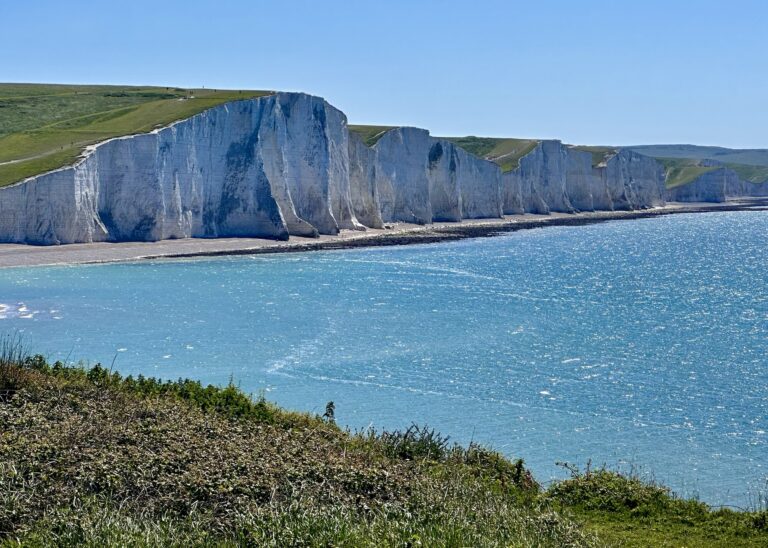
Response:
[[666, 159, 768, 202], [372, 128, 503, 224], [0, 92, 763, 245]]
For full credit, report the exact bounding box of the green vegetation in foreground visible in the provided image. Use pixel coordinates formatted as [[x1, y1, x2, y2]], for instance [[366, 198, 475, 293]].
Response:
[[348, 124, 396, 147], [659, 157, 720, 188], [1, 344, 767, 546], [444, 136, 540, 172], [0, 83, 272, 187], [549, 464, 768, 547]]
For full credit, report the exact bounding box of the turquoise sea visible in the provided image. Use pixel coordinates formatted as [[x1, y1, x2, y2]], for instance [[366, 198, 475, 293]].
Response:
[[1, 211, 766, 507]]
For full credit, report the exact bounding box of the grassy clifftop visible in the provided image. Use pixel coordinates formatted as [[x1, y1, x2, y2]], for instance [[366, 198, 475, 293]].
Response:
[[3, 85, 767, 193], [0, 84, 271, 188], [347, 127, 541, 172], [630, 145, 768, 186], [351, 125, 768, 188], [348, 125, 395, 147], [658, 158, 720, 188], [443, 136, 540, 172], [1, 349, 766, 546]]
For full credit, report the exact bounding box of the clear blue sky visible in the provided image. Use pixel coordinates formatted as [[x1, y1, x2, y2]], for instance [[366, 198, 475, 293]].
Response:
[[2, 0, 766, 148]]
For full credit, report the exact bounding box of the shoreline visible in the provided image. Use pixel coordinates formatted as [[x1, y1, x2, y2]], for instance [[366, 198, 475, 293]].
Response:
[[0, 198, 766, 269]]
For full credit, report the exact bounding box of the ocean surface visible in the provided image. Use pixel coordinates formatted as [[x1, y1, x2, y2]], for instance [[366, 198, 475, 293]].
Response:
[[1, 211, 766, 507]]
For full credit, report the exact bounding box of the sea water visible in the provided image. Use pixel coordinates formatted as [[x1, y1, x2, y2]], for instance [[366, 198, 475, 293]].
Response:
[[1, 211, 766, 507]]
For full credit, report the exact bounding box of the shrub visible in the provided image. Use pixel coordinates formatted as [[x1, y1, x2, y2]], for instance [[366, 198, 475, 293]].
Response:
[[369, 424, 452, 461], [546, 462, 682, 515]]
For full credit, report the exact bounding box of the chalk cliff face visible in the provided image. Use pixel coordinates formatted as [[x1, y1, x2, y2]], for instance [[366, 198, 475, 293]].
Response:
[[666, 161, 747, 203], [0, 94, 372, 244], [348, 133, 383, 229], [0, 91, 762, 246], [524, 141, 574, 213], [746, 181, 768, 196], [564, 148, 601, 212], [604, 149, 667, 210], [425, 140, 462, 222], [453, 144, 503, 219], [370, 128, 503, 224], [500, 171, 525, 215], [373, 128, 434, 224], [498, 142, 666, 216]]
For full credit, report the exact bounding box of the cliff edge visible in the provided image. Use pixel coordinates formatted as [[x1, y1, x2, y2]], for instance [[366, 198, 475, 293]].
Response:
[[1, 92, 765, 245]]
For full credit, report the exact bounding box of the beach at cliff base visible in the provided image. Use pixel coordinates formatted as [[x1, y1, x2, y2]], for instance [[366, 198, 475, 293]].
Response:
[[0, 199, 765, 269]]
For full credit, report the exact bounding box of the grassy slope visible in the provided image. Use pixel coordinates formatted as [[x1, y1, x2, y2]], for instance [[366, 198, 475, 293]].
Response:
[[571, 145, 618, 167], [1, 352, 766, 547], [0, 355, 588, 547], [3, 86, 766, 191], [658, 158, 720, 188], [348, 125, 395, 147], [443, 136, 540, 172], [630, 145, 768, 185], [348, 127, 540, 172], [0, 83, 272, 187], [725, 163, 768, 184]]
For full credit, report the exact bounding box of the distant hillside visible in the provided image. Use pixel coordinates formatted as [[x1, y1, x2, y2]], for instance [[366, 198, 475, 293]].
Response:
[[629, 145, 768, 184], [628, 144, 768, 166], [0, 83, 271, 187]]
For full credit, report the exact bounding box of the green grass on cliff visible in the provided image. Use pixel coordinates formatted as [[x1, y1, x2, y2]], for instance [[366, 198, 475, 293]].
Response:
[[0, 84, 272, 188], [347, 127, 540, 172], [571, 145, 619, 167], [348, 124, 396, 147], [725, 163, 768, 184], [1, 342, 766, 547], [630, 147, 768, 186], [444, 136, 540, 172], [658, 157, 720, 188]]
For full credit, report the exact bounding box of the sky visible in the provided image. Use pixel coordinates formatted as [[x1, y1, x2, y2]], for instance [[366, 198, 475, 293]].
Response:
[[2, 0, 767, 148]]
